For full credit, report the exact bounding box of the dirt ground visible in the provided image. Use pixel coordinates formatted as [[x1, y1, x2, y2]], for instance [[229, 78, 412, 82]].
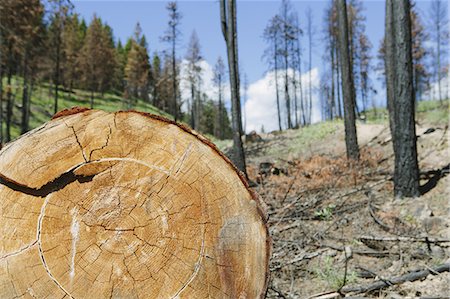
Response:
[[239, 116, 449, 298]]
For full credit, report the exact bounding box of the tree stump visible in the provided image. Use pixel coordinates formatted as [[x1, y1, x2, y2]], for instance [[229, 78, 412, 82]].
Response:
[[0, 108, 270, 298]]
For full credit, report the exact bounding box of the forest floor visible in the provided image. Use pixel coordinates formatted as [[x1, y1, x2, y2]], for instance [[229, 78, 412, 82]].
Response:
[[221, 100, 449, 298]]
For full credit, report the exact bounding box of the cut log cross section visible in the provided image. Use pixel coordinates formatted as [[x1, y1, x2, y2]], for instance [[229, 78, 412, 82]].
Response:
[[0, 108, 270, 298]]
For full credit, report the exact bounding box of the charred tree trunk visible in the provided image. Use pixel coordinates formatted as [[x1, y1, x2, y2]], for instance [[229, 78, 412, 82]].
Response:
[[337, 0, 360, 160], [390, 0, 420, 197], [220, 0, 247, 177], [0, 107, 270, 298]]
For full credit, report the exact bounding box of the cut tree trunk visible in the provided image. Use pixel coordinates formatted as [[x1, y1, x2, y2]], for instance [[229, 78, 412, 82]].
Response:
[[0, 107, 270, 298]]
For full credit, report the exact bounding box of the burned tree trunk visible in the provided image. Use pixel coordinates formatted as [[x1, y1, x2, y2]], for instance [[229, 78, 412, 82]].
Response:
[[389, 0, 420, 197], [0, 108, 270, 298], [337, 0, 360, 160]]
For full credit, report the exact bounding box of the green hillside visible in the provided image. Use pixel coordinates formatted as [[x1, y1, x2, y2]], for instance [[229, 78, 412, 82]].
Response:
[[3, 78, 172, 140]]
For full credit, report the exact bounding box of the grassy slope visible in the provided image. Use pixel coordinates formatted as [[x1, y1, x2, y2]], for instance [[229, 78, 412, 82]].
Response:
[[365, 99, 449, 125], [4, 78, 172, 140], [213, 100, 450, 159]]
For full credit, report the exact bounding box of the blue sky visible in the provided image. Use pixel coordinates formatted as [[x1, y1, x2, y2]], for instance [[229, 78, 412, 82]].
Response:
[[73, 0, 435, 131]]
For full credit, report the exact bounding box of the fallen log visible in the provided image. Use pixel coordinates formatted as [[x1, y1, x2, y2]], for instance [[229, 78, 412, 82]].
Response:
[[341, 263, 450, 294], [0, 108, 270, 298]]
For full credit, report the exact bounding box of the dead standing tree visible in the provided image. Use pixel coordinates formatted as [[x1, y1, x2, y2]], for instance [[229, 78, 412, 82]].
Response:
[[385, 0, 420, 197], [0, 108, 270, 298], [337, 0, 360, 161], [220, 0, 247, 177]]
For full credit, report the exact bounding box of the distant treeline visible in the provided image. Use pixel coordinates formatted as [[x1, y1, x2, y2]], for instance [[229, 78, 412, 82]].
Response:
[[0, 0, 233, 144]]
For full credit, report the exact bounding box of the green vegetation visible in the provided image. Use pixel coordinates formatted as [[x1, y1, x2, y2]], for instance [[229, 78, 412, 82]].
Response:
[[3, 77, 171, 140], [313, 256, 358, 290], [365, 99, 449, 124], [314, 204, 336, 220], [267, 120, 340, 158]]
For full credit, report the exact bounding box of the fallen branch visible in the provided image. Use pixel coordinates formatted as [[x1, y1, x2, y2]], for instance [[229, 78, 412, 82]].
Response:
[[359, 235, 450, 244], [321, 242, 398, 257], [341, 263, 450, 294], [271, 248, 328, 271], [368, 202, 395, 233]]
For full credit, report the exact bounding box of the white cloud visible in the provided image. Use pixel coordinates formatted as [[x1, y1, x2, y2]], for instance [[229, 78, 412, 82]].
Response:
[[423, 73, 450, 101], [179, 59, 230, 110], [178, 59, 322, 134], [244, 67, 322, 133]]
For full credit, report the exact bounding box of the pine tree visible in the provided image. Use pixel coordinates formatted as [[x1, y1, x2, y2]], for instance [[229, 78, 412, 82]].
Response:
[[63, 13, 85, 92], [151, 53, 162, 108], [48, 0, 72, 114], [78, 15, 116, 108], [124, 23, 151, 108]]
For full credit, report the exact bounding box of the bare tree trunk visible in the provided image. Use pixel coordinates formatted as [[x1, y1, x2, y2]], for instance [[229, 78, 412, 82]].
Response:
[[53, 2, 62, 115], [390, 0, 420, 197], [5, 60, 13, 142], [436, 0, 442, 103], [172, 37, 178, 121], [90, 90, 94, 109], [336, 46, 343, 118], [21, 52, 30, 134], [386, 0, 399, 173], [337, 0, 359, 160], [291, 67, 299, 127], [307, 9, 313, 125], [220, 0, 247, 177], [274, 43, 282, 131], [284, 46, 292, 129], [295, 37, 306, 126], [218, 80, 224, 139], [330, 42, 336, 120], [0, 31, 3, 146]]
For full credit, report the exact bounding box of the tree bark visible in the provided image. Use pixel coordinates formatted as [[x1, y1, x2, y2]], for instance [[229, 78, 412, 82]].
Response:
[[0, 26, 3, 146], [391, 0, 420, 197], [337, 0, 360, 160], [0, 108, 270, 298], [220, 0, 247, 177]]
